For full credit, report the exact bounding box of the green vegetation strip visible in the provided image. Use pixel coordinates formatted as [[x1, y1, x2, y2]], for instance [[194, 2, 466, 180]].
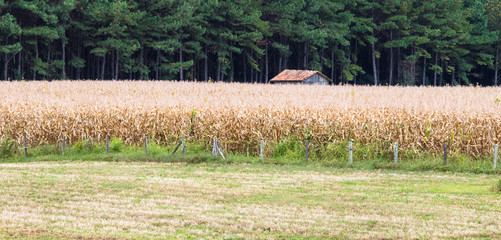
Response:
[[1, 138, 501, 174], [0, 161, 500, 239]]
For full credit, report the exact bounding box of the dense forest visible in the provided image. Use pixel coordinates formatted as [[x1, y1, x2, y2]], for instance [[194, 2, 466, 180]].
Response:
[[0, 0, 500, 85]]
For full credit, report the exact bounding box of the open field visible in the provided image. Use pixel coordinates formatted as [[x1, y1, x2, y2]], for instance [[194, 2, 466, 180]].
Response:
[[0, 161, 499, 239], [2, 81, 501, 157]]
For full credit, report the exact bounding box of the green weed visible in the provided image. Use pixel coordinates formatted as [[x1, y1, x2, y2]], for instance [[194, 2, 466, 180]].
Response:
[[495, 179, 501, 193], [109, 137, 125, 153], [0, 136, 16, 158]]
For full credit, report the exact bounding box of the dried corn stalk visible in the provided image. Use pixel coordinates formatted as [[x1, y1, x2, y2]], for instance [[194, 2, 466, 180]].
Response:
[[1, 81, 500, 157]]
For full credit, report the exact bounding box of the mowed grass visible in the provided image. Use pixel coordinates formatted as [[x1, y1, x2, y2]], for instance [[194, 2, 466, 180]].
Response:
[[0, 162, 500, 239]]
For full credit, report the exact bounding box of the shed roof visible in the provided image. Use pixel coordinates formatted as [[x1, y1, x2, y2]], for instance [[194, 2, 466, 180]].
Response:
[[270, 69, 331, 82]]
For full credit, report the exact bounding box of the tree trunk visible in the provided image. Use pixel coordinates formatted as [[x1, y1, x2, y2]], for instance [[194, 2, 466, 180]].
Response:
[[179, 38, 183, 81], [397, 47, 401, 83], [221, 63, 224, 81], [354, 41, 357, 83], [156, 49, 160, 80], [371, 1, 377, 86], [255, 55, 259, 83], [216, 52, 221, 82], [61, 28, 66, 79], [101, 55, 106, 80], [371, 40, 378, 85], [389, 31, 394, 85], [61, 41, 66, 79], [303, 42, 308, 69], [93, 56, 96, 79], [439, 60, 444, 86], [495, 47, 499, 86], [204, 45, 208, 81], [422, 57, 426, 86], [243, 53, 247, 83], [140, 48, 144, 79], [111, 49, 115, 80], [47, 43, 51, 81], [115, 50, 119, 80], [4, 53, 8, 81], [320, 48, 325, 72], [411, 46, 416, 82], [451, 67, 455, 85], [433, 52, 438, 86], [258, 57, 263, 83], [33, 39, 38, 80], [278, 55, 282, 73], [191, 63, 194, 81], [377, 53, 380, 84], [76, 45, 81, 79], [320, 48, 325, 71], [250, 59, 254, 83], [17, 50, 21, 80], [17, 24, 21, 80], [331, 49, 334, 82], [229, 52, 234, 82], [265, 42, 269, 83]]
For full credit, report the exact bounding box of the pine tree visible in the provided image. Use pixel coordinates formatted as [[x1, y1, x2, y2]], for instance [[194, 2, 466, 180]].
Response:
[[11, 0, 60, 80], [0, 12, 22, 80], [486, 0, 501, 85], [200, 0, 266, 82], [84, 0, 143, 80]]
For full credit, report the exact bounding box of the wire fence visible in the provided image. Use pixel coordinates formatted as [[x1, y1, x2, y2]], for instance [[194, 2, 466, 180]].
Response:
[[6, 133, 499, 169]]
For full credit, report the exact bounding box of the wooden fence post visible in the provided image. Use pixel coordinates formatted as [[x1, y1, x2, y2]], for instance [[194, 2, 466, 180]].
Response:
[[212, 138, 218, 157], [394, 142, 398, 164], [494, 144, 498, 169], [172, 138, 184, 155], [145, 136, 148, 154], [182, 137, 186, 156], [260, 140, 264, 161], [24, 133, 28, 158], [106, 135, 109, 154], [211, 137, 225, 159], [217, 143, 226, 160], [62, 136, 66, 156], [305, 140, 309, 161], [348, 141, 353, 164], [443, 142, 448, 165]]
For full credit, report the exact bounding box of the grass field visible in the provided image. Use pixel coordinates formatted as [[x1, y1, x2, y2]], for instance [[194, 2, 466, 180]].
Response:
[[0, 161, 499, 239]]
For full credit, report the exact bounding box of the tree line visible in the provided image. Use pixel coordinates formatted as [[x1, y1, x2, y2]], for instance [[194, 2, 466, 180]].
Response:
[[0, 0, 500, 86]]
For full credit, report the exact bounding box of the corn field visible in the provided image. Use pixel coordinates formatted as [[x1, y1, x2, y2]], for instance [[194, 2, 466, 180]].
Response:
[[1, 81, 501, 157]]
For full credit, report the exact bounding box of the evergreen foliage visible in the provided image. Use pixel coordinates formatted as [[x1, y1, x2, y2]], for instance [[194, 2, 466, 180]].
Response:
[[0, 0, 499, 85]]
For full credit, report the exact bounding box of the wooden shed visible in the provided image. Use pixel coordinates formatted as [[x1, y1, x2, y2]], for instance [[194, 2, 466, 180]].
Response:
[[270, 70, 331, 85]]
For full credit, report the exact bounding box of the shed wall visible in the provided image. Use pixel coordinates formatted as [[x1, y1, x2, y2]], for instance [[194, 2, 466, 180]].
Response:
[[303, 74, 329, 85]]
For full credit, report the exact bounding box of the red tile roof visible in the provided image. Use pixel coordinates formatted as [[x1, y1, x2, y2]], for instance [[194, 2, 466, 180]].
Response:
[[270, 70, 331, 82]]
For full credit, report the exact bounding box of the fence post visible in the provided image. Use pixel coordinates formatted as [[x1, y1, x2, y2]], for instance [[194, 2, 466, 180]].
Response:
[[182, 136, 186, 156], [305, 140, 309, 161], [62, 136, 66, 156], [494, 144, 498, 169], [260, 140, 264, 161], [394, 142, 398, 164], [106, 135, 109, 154], [348, 141, 353, 164], [24, 133, 28, 158], [145, 136, 148, 154], [212, 138, 218, 157], [443, 142, 448, 165], [217, 143, 226, 160]]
